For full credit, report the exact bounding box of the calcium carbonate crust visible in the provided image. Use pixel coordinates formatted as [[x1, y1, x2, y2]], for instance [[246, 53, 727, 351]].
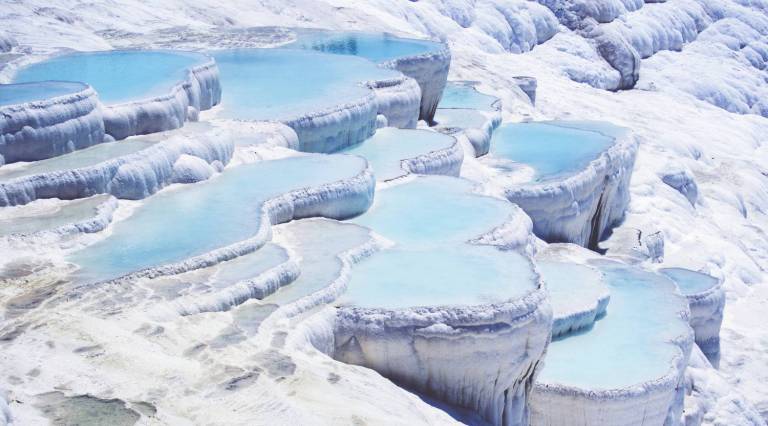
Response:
[[678, 274, 725, 364], [68, 161, 375, 288], [380, 44, 451, 123], [279, 74, 422, 153], [503, 128, 639, 249], [551, 286, 610, 338], [0, 83, 105, 164], [397, 131, 464, 180], [0, 133, 234, 207], [437, 108, 502, 157], [103, 57, 221, 140]]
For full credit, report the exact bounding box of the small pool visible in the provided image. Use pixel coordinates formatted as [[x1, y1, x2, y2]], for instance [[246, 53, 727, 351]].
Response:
[[350, 176, 511, 247], [0, 138, 158, 181], [286, 29, 441, 63], [341, 128, 455, 181], [12, 50, 209, 105], [537, 262, 689, 390], [211, 49, 398, 121], [68, 154, 369, 283], [434, 108, 491, 131], [339, 245, 535, 309], [0, 195, 110, 237], [659, 268, 719, 296], [489, 122, 616, 181], [438, 82, 499, 111], [0, 81, 88, 107]]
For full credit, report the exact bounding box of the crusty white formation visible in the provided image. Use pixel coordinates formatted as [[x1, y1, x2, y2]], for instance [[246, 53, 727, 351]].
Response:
[[103, 58, 221, 140], [400, 133, 464, 179], [0, 131, 233, 206], [0, 84, 105, 164], [504, 128, 639, 249], [436, 108, 502, 157], [380, 44, 451, 123], [368, 76, 422, 129]]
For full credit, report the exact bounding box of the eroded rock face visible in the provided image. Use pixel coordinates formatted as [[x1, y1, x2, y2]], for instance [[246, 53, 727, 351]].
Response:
[[0, 83, 105, 165]]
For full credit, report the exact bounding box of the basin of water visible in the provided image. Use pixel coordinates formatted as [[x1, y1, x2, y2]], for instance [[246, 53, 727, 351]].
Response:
[[659, 268, 719, 296], [438, 82, 498, 111], [211, 49, 399, 121], [0, 137, 158, 181], [339, 245, 535, 309], [12, 50, 209, 105], [489, 122, 616, 181], [0, 195, 111, 237], [286, 30, 442, 63], [350, 176, 511, 247], [68, 154, 369, 283], [341, 128, 455, 181], [537, 262, 690, 389], [0, 81, 88, 106]]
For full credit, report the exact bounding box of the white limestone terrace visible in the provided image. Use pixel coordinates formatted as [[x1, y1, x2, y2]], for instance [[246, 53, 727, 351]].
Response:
[[433, 81, 503, 157], [0, 81, 105, 165], [0, 194, 117, 247], [660, 267, 726, 367], [530, 245, 694, 426], [341, 128, 463, 181], [0, 123, 234, 207], [481, 120, 638, 249], [334, 175, 549, 425], [65, 153, 374, 286], [206, 48, 422, 153], [10, 50, 222, 141], [286, 29, 451, 124], [537, 260, 611, 338]]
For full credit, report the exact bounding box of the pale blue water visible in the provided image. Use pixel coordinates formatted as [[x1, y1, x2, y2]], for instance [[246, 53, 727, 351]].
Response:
[[209, 244, 289, 289], [211, 49, 398, 121], [659, 268, 719, 296], [0, 138, 158, 181], [13, 51, 208, 105], [489, 122, 616, 181], [265, 219, 372, 305], [339, 246, 535, 309], [538, 262, 690, 389], [438, 82, 498, 111], [342, 128, 455, 180], [434, 108, 490, 130], [0, 195, 109, 237], [68, 154, 368, 283], [350, 176, 511, 247], [0, 81, 87, 106], [287, 30, 440, 63]]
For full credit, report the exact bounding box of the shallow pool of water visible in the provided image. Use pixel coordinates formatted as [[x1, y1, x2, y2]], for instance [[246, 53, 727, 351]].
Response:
[[0, 138, 158, 181], [0, 195, 110, 237], [339, 245, 535, 309], [489, 122, 616, 181], [342, 128, 455, 180], [211, 48, 398, 121], [287, 30, 441, 63], [438, 82, 498, 111], [0, 81, 87, 107], [537, 262, 690, 390], [13, 50, 208, 105], [659, 267, 719, 296], [350, 176, 511, 247], [69, 154, 368, 283]]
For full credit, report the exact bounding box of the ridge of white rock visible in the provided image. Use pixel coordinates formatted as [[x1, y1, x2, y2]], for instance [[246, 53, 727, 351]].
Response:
[[102, 57, 222, 140], [660, 267, 726, 366], [0, 82, 105, 164], [503, 123, 638, 249], [0, 127, 234, 207]]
